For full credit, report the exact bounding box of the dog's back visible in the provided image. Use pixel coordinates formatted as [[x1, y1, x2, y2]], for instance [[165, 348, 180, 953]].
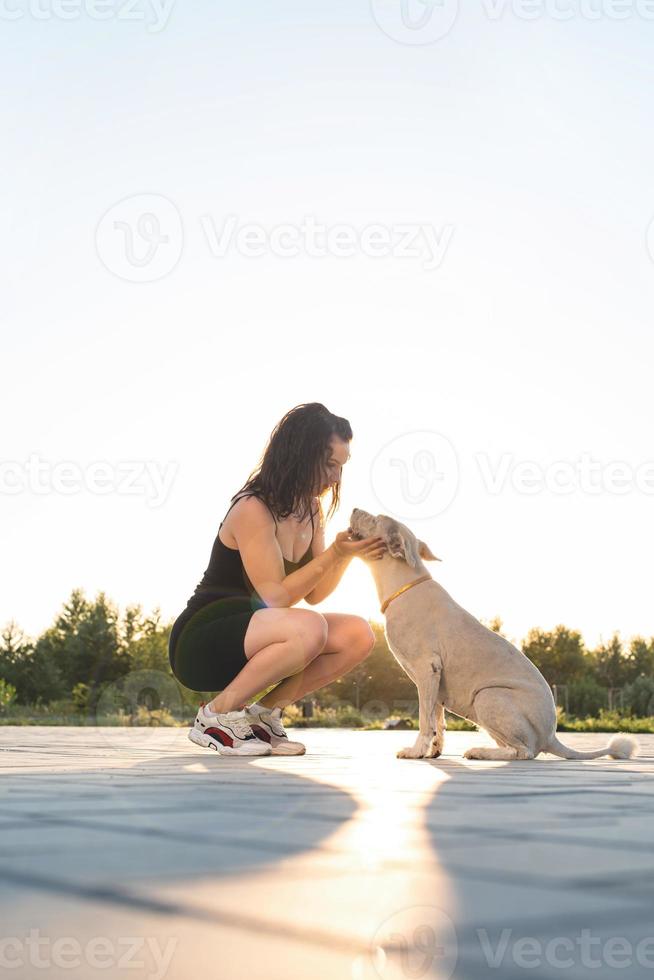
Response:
[[385, 578, 555, 725]]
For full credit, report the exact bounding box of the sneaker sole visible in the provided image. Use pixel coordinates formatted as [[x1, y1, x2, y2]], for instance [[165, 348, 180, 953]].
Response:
[[247, 720, 306, 756], [188, 727, 271, 756], [270, 741, 306, 756]]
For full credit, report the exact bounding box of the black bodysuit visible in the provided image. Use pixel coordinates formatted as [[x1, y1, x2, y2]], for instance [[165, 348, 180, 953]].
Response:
[[168, 492, 315, 692]]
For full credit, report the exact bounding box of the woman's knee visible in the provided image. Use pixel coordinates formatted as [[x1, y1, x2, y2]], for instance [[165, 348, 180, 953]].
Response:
[[289, 609, 329, 662], [348, 618, 376, 662]]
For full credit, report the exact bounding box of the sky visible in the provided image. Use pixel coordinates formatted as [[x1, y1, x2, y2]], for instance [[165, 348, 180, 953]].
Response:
[[2, 0, 654, 649]]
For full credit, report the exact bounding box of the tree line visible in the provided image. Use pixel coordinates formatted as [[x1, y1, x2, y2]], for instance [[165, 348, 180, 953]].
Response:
[[1, 589, 654, 719]]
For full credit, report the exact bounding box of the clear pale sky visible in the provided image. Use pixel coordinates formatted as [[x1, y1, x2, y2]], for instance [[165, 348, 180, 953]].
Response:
[[2, 1, 654, 648]]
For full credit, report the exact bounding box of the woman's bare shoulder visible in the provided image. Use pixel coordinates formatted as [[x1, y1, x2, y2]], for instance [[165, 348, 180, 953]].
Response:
[[219, 494, 277, 549], [227, 494, 276, 531]]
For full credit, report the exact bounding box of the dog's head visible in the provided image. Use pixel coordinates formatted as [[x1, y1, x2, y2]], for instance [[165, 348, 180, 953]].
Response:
[[349, 508, 441, 569]]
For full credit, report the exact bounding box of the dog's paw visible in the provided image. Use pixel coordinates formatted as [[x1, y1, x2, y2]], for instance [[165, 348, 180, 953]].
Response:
[[397, 744, 426, 759], [426, 746, 442, 759], [463, 747, 486, 760]]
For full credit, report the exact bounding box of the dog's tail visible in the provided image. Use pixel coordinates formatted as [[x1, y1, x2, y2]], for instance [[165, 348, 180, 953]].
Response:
[[545, 733, 638, 760]]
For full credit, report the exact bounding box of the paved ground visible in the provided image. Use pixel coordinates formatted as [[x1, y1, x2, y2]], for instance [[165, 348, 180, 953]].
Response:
[[0, 727, 653, 980]]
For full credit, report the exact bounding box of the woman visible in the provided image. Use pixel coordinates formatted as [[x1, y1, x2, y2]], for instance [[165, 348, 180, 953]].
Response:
[[168, 402, 387, 757]]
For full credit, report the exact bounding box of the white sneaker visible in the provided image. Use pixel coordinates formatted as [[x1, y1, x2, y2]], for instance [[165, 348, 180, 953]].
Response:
[[188, 704, 271, 756], [244, 703, 306, 756]]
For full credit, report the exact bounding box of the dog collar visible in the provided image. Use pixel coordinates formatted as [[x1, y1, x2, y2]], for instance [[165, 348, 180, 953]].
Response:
[[380, 573, 432, 615]]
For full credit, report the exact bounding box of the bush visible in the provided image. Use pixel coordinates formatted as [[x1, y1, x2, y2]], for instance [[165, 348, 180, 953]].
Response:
[[623, 676, 654, 717], [0, 679, 17, 712], [285, 704, 367, 728], [131, 706, 178, 726], [567, 677, 608, 717], [557, 709, 654, 733], [71, 683, 90, 713]]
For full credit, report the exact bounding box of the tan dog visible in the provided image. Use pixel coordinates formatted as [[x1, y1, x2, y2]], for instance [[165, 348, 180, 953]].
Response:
[[349, 508, 638, 762]]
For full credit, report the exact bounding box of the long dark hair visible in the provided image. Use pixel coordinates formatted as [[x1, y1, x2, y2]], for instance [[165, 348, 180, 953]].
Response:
[[233, 403, 352, 525]]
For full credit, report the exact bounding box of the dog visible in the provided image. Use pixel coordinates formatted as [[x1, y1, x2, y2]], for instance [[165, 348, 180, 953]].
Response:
[[349, 508, 638, 762]]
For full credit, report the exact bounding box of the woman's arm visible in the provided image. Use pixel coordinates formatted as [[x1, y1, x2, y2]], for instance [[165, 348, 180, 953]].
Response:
[[304, 501, 351, 605], [230, 496, 382, 608]]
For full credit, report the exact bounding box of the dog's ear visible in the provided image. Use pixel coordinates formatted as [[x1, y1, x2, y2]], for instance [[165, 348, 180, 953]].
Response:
[[386, 526, 420, 569], [418, 540, 441, 562]]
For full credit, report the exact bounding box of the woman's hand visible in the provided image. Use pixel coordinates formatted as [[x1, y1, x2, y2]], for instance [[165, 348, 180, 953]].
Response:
[[331, 530, 388, 561]]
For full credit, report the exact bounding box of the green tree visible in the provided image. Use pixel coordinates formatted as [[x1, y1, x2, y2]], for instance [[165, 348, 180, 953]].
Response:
[[480, 616, 506, 636], [0, 620, 31, 690], [122, 604, 171, 674], [623, 636, 654, 684], [33, 589, 130, 704], [521, 625, 587, 685], [623, 676, 654, 717], [0, 620, 65, 704], [589, 633, 629, 689]]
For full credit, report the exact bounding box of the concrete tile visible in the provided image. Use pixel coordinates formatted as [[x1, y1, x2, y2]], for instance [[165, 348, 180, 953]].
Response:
[[1, 727, 653, 980]]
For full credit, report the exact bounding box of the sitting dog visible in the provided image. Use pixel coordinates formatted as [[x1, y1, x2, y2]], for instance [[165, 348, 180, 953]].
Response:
[[349, 508, 638, 762]]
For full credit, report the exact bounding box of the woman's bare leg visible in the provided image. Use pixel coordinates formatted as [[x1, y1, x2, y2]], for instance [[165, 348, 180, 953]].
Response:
[[208, 608, 328, 713], [257, 613, 375, 710]]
